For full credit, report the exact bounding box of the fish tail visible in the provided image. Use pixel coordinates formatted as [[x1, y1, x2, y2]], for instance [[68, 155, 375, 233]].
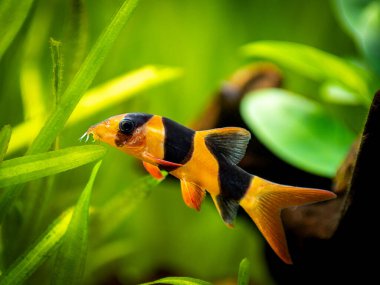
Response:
[[239, 176, 336, 264]]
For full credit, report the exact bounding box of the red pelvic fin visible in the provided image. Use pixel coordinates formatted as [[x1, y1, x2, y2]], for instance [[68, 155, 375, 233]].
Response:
[[142, 161, 164, 180], [180, 180, 206, 211]]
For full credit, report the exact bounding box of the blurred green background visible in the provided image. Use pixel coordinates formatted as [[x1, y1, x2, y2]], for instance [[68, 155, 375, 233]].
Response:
[[0, 0, 378, 284]]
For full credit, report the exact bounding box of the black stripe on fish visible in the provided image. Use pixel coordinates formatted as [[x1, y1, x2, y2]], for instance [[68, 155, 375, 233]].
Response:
[[161, 117, 195, 171], [205, 133, 252, 224], [205, 132, 251, 200]]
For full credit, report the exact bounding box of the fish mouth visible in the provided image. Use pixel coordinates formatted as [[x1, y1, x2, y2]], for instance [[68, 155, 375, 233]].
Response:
[[79, 125, 101, 143], [80, 119, 119, 145], [79, 130, 93, 142]]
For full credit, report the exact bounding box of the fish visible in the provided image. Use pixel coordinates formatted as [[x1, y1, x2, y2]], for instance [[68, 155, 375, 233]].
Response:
[[83, 112, 336, 264]]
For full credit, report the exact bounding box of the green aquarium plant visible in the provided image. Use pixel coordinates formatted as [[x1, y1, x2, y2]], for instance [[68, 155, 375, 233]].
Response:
[[0, 0, 176, 283], [1, 0, 374, 284], [240, 38, 377, 177]]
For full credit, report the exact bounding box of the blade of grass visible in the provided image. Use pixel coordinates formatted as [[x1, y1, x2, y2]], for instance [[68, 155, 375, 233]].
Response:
[[0, 145, 105, 188], [50, 38, 64, 104], [0, 0, 35, 60], [0, 0, 138, 228], [86, 174, 166, 276], [52, 161, 101, 285], [85, 240, 133, 279], [20, 0, 56, 121], [17, 176, 55, 253], [67, 65, 182, 124], [140, 277, 212, 285], [1, 179, 46, 268], [97, 173, 166, 243], [0, 209, 73, 285], [27, 0, 140, 155], [7, 65, 181, 155], [0, 125, 11, 164], [237, 258, 250, 285], [11, 36, 66, 261], [18, 0, 70, 122], [62, 0, 88, 84]]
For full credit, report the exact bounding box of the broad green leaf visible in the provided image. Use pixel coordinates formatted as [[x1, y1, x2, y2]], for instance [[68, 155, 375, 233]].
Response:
[[0, 125, 11, 163], [52, 161, 101, 285], [0, 0, 35, 60], [320, 81, 363, 105], [241, 41, 371, 105], [237, 258, 250, 285], [0, 145, 105, 188], [140, 277, 212, 285], [335, 0, 380, 75], [27, 0, 140, 155], [0, 209, 73, 285], [8, 65, 180, 155], [240, 88, 355, 177]]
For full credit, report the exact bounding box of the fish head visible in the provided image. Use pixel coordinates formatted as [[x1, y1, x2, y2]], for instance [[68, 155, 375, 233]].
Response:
[[84, 113, 153, 159]]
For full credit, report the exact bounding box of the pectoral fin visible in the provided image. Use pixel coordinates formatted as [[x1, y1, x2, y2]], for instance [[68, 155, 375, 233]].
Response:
[[143, 153, 183, 168], [142, 161, 164, 180], [180, 180, 205, 211]]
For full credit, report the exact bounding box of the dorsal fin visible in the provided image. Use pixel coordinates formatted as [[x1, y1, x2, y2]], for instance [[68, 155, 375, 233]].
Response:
[[202, 127, 251, 164]]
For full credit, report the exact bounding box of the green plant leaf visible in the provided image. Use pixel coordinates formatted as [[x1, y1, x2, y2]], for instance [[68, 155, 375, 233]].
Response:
[[237, 258, 250, 285], [50, 38, 64, 104], [27, 0, 140, 155], [68, 65, 182, 124], [52, 161, 101, 285], [320, 80, 362, 105], [0, 209, 73, 285], [0, 145, 105, 188], [0, 0, 35, 60], [84, 174, 165, 277], [140, 277, 212, 285], [0, 125, 11, 163], [19, 0, 57, 121], [85, 240, 134, 278], [335, 0, 380, 75], [62, 0, 88, 85], [8, 65, 180, 155], [97, 173, 166, 242], [241, 41, 371, 105], [240, 88, 355, 177]]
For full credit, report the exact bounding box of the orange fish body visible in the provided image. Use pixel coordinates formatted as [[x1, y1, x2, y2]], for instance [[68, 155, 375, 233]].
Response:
[[85, 113, 336, 264]]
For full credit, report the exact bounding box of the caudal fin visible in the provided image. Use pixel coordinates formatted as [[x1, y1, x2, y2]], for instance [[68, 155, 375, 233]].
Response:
[[240, 176, 336, 264]]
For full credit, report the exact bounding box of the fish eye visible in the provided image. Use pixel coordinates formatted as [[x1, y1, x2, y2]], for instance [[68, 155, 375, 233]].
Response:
[[119, 119, 135, 135]]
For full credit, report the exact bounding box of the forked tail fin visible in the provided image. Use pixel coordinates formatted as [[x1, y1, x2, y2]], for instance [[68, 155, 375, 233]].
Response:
[[240, 176, 336, 264]]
